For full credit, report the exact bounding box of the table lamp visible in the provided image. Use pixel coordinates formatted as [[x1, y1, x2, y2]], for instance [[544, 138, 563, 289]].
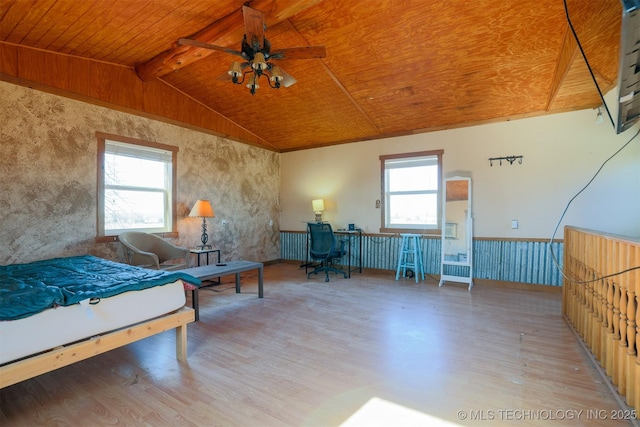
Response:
[[312, 199, 325, 223], [189, 199, 215, 249]]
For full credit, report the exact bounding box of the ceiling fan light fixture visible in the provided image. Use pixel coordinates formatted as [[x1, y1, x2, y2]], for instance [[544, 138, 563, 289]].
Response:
[[246, 73, 260, 94], [228, 61, 242, 77], [269, 65, 284, 82], [252, 52, 267, 70], [182, 6, 325, 95], [267, 65, 283, 89]]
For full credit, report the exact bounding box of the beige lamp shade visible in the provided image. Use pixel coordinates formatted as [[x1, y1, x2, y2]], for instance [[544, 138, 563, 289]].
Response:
[[270, 65, 284, 82], [189, 200, 215, 218], [252, 52, 267, 70], [312, 199, 324, 223], [246, 73, 260, 90], [228, 61, 242, 77]]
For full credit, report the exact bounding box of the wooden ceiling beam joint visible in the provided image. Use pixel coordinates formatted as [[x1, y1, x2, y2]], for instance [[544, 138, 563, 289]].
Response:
[[547, 26, 578, 111]]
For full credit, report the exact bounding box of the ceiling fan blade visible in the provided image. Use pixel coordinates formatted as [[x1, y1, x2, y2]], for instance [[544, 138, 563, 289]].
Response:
[[178, 38, 243, 57], [270, 46, 327, 60], [243, 6, 265, 51], [278, 67, 297, 88], [217, 71, 233, 82]]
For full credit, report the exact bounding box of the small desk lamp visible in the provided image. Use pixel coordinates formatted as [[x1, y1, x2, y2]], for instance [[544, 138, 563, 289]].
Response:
[[189, 199, 215, 249], [312, 199, 325, 223]]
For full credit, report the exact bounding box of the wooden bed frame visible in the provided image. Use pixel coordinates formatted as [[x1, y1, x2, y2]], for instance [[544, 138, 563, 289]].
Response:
[[0, 306, 194, 388]]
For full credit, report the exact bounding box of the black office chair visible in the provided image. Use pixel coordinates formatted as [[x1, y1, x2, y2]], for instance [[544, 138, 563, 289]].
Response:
[[307, 222, 348, 282]]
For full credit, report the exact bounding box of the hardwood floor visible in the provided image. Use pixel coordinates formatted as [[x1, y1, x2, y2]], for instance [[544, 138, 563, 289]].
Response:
[[1, 263, 635, 426]]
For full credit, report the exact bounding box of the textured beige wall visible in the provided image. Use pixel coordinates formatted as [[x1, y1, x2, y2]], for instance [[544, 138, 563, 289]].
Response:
[[0, 81, 281, 265]]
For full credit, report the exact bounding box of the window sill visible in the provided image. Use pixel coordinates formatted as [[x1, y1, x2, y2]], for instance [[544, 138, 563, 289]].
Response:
[[96, 231, 178, 243], [380, 227, 440, 236]]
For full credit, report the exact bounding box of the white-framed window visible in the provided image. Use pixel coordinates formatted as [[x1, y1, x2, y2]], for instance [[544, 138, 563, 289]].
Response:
[[96, 133, 178, 240], [380, 150, 443, 234]]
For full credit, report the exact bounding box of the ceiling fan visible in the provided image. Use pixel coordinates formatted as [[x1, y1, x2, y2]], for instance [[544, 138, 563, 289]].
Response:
[[178, 6, 326, 95]]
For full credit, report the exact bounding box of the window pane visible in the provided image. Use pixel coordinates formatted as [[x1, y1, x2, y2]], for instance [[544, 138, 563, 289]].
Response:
[[380, 150, 442, 232], [388, 165, 438, 192], [105, 154, 166, 188], [389, 194, 438, 226], [105, 190, 165, 231], [98, 135, 177, 238]]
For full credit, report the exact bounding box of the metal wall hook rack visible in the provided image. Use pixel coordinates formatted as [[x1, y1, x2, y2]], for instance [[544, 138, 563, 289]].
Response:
[[489, 155, 523, 166]]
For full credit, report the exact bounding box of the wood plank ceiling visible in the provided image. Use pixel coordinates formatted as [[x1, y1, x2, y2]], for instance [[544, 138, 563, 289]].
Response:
[[0, 0, 622, 152]]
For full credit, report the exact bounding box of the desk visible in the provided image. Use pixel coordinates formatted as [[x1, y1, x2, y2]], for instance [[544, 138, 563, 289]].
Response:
[[335, 230, 363, 277], [178, 260, 263, 321], [303, 228, 362, 278]]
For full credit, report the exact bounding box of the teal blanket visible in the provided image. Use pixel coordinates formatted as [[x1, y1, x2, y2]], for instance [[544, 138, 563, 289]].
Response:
[[0, 255, 200, 321]]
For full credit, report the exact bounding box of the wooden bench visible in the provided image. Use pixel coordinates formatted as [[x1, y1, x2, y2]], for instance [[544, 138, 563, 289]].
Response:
[[177, 260, 264, 321]]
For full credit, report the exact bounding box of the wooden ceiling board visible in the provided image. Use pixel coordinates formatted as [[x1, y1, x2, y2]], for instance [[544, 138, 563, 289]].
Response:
[[341, 53, 555, 133], [59, 2, 199, 61], [0, 0, 57, 43], [6, 0, 68, 47], [252, 81, 379, 148], [32, 1, 103, 55], [50, 2, 121, 55], [0, 0, 626, 152], [71, 5, 151, 58], [113, 1, 238, 66], [296, 0, 567, 133], [73, 1, 179, 59], [163, 51, 378, 150], [22, 1, 98, 50]]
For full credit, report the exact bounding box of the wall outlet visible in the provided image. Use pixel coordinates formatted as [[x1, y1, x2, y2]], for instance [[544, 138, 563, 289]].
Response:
[[221, 219, 227, 227], [511, 220, 519, 229]]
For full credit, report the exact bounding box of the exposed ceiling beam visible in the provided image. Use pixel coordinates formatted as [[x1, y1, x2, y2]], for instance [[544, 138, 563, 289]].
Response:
[[135, 0, 324, 81]]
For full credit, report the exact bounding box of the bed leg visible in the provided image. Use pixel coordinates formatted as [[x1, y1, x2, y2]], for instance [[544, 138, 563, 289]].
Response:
[[176, 323, 188, 361]]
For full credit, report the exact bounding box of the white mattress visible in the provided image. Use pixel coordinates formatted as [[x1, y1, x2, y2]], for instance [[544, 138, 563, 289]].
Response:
[[0, 280, 186, 365]]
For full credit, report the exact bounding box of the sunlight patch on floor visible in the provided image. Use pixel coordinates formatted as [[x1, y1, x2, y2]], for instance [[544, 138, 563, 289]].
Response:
[[339, 397, 462, 427]]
